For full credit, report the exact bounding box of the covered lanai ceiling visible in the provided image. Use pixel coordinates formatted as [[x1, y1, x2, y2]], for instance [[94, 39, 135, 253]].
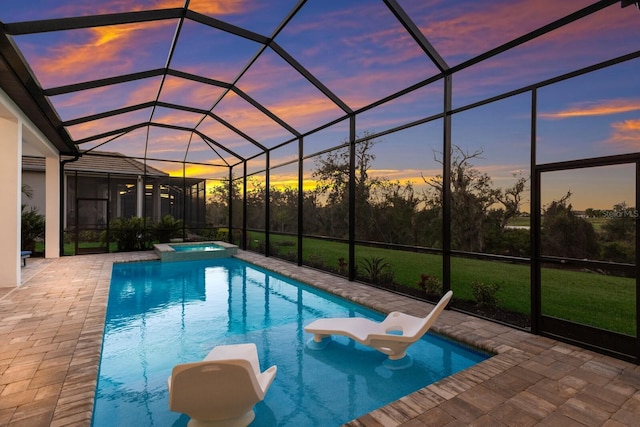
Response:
[[1, 0, 639, 173]]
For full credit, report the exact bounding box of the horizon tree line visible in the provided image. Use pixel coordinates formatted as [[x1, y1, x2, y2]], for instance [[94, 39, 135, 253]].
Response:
[[205, 134, 634, 264]]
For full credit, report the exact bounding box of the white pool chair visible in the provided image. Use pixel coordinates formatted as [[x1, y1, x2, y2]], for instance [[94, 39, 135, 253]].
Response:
[[167, 343, 277, 427], [305, 290, 453, 362]]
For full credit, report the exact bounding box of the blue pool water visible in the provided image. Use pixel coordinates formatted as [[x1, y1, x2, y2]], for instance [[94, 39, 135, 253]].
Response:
[[92, 258, 489, 426]]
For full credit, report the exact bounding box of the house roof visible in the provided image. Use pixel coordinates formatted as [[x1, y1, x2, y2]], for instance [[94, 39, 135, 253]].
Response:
[[23, 151, 168, 177]]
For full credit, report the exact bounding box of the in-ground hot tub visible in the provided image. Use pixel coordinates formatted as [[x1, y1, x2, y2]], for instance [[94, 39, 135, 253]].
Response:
[[153, 241, 238, 262]]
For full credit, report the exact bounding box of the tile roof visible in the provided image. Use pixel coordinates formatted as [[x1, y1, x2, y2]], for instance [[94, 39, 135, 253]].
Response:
[[22, 151, 168, 177]]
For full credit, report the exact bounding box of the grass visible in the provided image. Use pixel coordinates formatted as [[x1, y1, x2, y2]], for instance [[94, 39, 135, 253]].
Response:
[[506, 216, 530, 227], [541, 268, 634, 334], [586, 217, 608, 231]]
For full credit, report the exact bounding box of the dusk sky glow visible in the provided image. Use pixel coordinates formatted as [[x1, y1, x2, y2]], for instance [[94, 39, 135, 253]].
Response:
[[2, 0, 640, 210]]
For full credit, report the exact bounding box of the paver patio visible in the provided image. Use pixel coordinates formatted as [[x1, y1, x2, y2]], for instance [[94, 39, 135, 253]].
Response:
[[1, 252, 639, 426]]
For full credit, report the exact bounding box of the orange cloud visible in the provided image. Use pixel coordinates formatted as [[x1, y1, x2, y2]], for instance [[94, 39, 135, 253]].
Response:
[[280, 4, 441, 108], [51, 78, 163, 122], [422, 2, 533, 57], [268, 170, 298, 189], [127, 79, 165, 104], [55, 0, 244, 17], [179, 163, 229, 179], [408, 0, 640, 100], [187, 0, 248, 15], [540, 99, 640, 119], [413, 0, 630, 61], [158, 75, 227, 109], [80, 129, 148, 156], [214, 91, 293, 142], [34, 0, 251, 86], [36, 22, 170, 84], [231, 53, 346, 130], [153, 109, 201, 127], [267, 94, 342, 129], [609, 119, 640, 146], [51, 85, 113, 117], [616, 119, 640, 131], [197, 117, 246, 144], [66, 109, 151, 140]]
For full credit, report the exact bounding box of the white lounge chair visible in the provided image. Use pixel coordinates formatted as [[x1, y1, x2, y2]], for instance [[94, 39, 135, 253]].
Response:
[[305, 290, 453, 362], [167, 343, 277, 427]]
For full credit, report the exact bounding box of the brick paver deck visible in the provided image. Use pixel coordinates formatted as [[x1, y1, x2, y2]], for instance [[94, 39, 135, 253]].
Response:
[[1, 251, 639, 426]]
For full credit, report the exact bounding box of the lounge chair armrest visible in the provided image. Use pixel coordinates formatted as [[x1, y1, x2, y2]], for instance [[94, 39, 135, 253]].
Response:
[[257, 365, 277, 394]]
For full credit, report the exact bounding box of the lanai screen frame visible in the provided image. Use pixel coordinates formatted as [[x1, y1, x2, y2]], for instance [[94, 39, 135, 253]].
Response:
[[1, 1, 639, 361]]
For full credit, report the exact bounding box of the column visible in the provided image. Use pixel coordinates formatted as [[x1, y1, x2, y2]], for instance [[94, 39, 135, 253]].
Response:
[[136, 175, 143, 217], [45, 155, 60, 258], [0, 117, 21, 287]]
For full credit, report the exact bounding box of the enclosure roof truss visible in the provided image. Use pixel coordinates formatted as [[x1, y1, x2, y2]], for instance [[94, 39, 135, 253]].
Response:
[[0, 0, 630, 167]]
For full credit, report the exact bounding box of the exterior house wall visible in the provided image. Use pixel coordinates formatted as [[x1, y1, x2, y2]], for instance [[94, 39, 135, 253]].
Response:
[[2, 88, 61, 286], [22, 170, 46, 215], [0, 116, 22, 287]]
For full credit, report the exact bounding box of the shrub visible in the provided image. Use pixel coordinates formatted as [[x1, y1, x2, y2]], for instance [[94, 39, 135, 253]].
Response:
[[109, 217, 148, 251], [152, 215, 183, 243], [600, 241, 634, 264], [253, 239, 266, 253], [304, 253, 328, 270], [196, 227, 216, 240], [216, 228, 229, 241], [417, 274, 442, 295], [337, 257, 348, 276], [78, 230, 100, 243], [21, 205, 45, 251], [471, 280, 500, 309], [358, 257, 394, 285], [63, 228, 75, 244], [276, 248, 297, 262]]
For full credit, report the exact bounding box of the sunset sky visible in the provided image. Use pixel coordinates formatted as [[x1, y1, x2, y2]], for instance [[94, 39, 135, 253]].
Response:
[[2, 0, 640, 210]]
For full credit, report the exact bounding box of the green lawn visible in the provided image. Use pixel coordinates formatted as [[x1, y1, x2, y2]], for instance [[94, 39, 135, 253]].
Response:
[[508, 215, 610, 231], [586, 217, 608, 231], [506, 216, 530, 227]]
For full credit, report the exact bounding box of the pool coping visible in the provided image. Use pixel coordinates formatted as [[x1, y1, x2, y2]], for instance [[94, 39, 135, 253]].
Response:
[[1, 251, 639, 426]]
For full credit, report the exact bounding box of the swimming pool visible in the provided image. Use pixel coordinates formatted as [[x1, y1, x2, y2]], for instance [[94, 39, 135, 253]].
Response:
[[92, 258, 488, 426]]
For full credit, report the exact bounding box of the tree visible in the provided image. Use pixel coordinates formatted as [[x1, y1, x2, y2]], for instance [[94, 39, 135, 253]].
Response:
[[423, 146, 527, 253], [206, 141, 529, 256], [496, 172, 527, 229], [541, 192, 598, 259], [310, 132, 381, 238], [245, 177, 266, 230], [601, 202, 635, 242], [207, 177, 242, 228], [270, 185, 298, 233], [599, 202, 635, 263], [367, 180, 423, 244]]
